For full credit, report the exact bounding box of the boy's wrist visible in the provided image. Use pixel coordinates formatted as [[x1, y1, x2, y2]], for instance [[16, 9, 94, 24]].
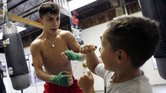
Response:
[[48, 72, 68, 86], [64, 50, 81, 60], [82, 87, 95, 93], [49, 75, 56, 82]]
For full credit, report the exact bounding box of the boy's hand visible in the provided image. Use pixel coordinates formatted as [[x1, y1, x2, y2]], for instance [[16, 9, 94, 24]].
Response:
[[78, 71, 94, 91], [79, 45, 97, 54], [63, 50, 81, 60], [49, 71, 73, 87]]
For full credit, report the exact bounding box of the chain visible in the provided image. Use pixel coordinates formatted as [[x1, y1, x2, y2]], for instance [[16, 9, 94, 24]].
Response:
[[2, 0, 9, 23]]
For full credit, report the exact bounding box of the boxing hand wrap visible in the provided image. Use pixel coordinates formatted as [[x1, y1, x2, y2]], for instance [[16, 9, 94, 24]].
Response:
[[49, 71, 68, 87], [64, 50, 81, 60]]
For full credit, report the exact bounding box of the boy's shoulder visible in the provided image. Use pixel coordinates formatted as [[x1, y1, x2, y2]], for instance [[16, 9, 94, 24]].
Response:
[[30, 37, 42, 48], [58, 29, 71, 34], [58, 29, 72, 37]]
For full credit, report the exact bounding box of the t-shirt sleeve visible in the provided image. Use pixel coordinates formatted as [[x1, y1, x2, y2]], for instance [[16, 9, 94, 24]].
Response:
[[94, 63, 105, 79]]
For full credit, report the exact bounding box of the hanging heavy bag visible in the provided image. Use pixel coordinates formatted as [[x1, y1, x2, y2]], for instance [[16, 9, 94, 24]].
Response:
[[2, 22, 30, 90], [139, 0, 166, 79]]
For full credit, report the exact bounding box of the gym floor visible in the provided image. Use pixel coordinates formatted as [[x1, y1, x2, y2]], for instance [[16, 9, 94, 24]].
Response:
[[3, 77, 166, 93]]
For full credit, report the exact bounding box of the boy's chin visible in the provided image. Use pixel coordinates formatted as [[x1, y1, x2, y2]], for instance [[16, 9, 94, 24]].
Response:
[[51, 29, 57, 32]]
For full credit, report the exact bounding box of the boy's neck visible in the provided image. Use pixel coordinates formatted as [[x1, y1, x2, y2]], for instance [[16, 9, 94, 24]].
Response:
[[42, 29, 59, 40], [112, 68, 142, 83]]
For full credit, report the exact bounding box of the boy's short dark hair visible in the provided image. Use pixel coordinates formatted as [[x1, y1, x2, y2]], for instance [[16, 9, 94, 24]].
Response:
[[38, 1, 60, 18], [106, 17, 159, 68]]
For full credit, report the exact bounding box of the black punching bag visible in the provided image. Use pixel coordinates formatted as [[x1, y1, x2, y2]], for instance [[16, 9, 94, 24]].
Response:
[[2, 22, 30, 90], [139, 0, 166, 79]]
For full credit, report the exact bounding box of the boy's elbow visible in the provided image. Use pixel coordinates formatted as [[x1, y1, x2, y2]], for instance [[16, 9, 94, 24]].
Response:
[[35, 69, 42, 78]]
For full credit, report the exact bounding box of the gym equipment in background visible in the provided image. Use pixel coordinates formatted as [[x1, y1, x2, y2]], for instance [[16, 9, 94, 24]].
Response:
[[2, 22, 30, 90], [70, 10, 84, 45], [140, 0, 166, 79], [2, 0, 30, 91]]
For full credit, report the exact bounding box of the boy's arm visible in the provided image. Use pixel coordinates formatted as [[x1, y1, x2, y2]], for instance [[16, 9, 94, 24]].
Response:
[[63, 49, 100, 73], [83, 88, 95, 93], [63, 31, 81, 52], [30, 42, 51, 82], [62, 31, 101, 73], [63, 50, 85, 61], [78, 71, 95, 93], [85, 51, 101, 73], [79, 45, 101, 73]]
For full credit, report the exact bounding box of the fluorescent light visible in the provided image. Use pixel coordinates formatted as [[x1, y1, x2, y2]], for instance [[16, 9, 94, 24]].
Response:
[[0, 32, 2, 39], [68, 0, 96, 11], [16, 26, 26, 33]]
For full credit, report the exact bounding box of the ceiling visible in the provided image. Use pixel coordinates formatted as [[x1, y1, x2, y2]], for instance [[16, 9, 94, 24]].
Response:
[[0, 0, 137, 53]]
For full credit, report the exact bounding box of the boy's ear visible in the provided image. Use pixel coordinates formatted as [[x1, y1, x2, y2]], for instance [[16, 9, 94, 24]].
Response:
[[115, 49, 127, 64], [38, 18, 43, 24]]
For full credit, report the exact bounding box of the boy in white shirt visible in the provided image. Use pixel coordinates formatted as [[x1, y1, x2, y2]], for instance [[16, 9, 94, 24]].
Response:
[[65, 17, 159, 93]]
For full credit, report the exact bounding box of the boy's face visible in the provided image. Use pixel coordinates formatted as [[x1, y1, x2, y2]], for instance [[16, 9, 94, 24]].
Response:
[[40, 13, 60, 33], [100, 31, 117, 70]]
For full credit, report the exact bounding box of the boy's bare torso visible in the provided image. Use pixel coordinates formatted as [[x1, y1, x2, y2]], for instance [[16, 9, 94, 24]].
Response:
[[35, 30, 72, 75]]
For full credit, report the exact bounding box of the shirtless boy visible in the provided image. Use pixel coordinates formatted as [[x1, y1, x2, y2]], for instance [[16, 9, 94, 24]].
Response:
[[30, 2, 82, 93]]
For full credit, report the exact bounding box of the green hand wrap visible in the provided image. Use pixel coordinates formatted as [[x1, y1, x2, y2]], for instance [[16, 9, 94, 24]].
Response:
[[64, 50, 81, 60], [49, 71, 68, 87]]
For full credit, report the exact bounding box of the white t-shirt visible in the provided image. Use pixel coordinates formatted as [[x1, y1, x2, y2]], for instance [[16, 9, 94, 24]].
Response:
[[95, 63, 153, 93]]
